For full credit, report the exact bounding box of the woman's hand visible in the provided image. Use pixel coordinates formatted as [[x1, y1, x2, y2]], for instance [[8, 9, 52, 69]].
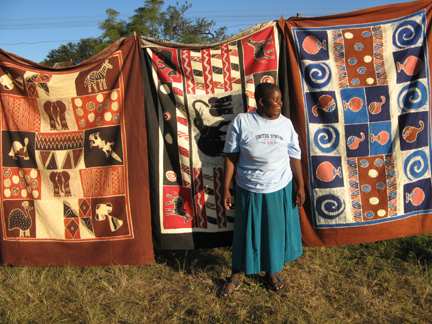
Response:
[[223, 152, 239, 210], [224, 189, 232, 210], [290, 158, 305, 207], [295, 186, 305, 207]]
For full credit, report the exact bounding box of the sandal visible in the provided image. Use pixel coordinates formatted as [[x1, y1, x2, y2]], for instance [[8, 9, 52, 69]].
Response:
[[264, 273, 285, 293], [217, 277, 240, 299]]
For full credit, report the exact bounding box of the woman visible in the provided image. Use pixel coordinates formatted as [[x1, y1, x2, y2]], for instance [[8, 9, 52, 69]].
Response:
[[218, 82, 305, 298]]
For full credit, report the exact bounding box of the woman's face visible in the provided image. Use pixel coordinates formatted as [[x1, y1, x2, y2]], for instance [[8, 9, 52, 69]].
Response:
[[257, 88, 283, 120]]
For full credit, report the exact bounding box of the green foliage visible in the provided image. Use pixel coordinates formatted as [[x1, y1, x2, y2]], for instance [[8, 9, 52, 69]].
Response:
[[99, 0, 229, 44], [98, 8, 129, 44], [42, 0, 230, 66], [127, 0, 165, 38], [40, 37, 105, 66], [160, 2, 228, 44]]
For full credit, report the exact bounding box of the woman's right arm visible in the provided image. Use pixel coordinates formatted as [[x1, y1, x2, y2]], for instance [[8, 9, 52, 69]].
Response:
[[223, 152, 239, 210]]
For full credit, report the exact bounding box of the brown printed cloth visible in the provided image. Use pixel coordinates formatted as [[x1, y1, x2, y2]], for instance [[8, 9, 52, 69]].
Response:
[[141, 22, 287, 249], [281, 0, 432, 246], [0, 37, 154, 266]]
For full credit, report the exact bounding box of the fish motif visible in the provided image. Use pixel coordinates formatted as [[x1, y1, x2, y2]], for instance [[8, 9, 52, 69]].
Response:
[[303, 36, 327, 55], [312, 95, 336, 116], [368, 96, 386, 115], [405, 187, 425, 206], [402, 120, 424, 143], [397, 55, 422, 76], [316, 161, 342, 182], [371, 131, 389, 145], [343, 97, 363, 112], [347, 132, 365, 150]]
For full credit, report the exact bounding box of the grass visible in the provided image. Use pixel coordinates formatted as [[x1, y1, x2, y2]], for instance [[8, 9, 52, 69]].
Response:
[[0, 234, 431, 323]]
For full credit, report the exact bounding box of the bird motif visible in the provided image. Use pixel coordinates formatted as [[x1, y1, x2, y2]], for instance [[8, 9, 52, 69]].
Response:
[[8, 201, 33, 237]]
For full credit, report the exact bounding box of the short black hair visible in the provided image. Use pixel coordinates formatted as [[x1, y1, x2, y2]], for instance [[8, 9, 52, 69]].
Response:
[[254, 82, 279, 104]]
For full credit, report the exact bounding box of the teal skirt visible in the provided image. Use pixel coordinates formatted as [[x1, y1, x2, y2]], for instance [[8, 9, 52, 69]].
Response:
[[232, 181, 303, 275]]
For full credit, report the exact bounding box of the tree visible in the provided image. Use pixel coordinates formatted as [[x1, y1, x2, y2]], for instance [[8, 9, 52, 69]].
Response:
[[161, 2, 227, 43], [98, 8, 129, 44], [42, 0, 229, 65], [40, 37, 105, 66], [127, 0, 164, 38], [98, 0, 229, 44]]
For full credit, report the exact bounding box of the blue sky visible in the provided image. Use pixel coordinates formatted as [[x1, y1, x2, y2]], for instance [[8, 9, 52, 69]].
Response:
[[0, 0, 415, 63]]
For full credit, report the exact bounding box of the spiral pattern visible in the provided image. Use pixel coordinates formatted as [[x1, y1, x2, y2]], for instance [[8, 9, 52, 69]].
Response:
[[304, 63, 331, 89], [404, 150, 428, 181], [393, 20, 423, 49], [313, 125, 340, 153], [316, 194, 345, 219], [398, 81, 427, 111]]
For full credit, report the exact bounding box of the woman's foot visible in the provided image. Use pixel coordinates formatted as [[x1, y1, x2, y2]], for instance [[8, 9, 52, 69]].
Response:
[[217, 276, 240, 299], [264, 272, 285, 293]]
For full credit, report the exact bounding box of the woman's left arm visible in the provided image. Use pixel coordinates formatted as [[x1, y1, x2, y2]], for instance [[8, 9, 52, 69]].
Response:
[[290, 158, 305, 207]]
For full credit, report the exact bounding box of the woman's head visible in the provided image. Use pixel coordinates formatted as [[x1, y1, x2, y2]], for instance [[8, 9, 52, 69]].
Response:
[[254, 83, 282, 120]]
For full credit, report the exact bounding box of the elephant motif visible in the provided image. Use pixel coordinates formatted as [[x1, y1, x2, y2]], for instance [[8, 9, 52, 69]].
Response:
[[193, 105, 229, 157], [193, 96, 234, 117], [95, 203, 123, 232], [44, 100, 69, 130], [49, 171, 72, 197]]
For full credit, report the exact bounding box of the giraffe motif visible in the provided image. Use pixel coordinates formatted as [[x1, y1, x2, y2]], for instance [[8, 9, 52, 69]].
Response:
[[245, 36, 275, 63], [8, 201, 33, 237], [84, 59, 113, 93]]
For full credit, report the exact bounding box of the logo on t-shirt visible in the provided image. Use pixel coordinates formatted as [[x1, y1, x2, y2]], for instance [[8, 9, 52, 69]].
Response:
[[255, 133, 284, 145]]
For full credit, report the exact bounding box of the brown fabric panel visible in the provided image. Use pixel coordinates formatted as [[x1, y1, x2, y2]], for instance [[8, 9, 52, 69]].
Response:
[[0, 37, 154, 266]]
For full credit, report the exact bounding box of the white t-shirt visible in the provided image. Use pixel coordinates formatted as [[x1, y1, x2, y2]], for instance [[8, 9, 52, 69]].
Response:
[[224, 110, 301, 193]]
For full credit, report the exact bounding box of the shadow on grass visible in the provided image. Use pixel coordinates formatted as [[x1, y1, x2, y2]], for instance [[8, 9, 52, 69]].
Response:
[[348, 234, 432, 267], [154, 248, 234, 291], [154, 247, 230, 273], [153, 248, 277, 293], [392, 235, 432, 266]]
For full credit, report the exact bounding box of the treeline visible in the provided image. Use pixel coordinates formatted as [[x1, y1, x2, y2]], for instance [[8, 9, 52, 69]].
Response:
[[41, 0, 229, 66]]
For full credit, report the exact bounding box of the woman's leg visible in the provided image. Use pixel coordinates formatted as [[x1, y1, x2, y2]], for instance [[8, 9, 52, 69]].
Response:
[[218, 267, 241, 298], [229, 268, 240, 287], [265, 271, 285, 292]]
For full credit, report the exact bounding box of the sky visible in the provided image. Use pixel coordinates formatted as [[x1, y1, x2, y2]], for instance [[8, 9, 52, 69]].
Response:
[[0, 0, 416, 63]]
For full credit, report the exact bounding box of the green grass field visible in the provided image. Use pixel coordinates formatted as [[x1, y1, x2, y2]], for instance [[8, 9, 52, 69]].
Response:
[[0, 234, 431, 323]]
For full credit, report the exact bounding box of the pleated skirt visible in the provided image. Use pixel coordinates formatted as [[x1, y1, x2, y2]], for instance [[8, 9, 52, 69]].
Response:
[[232, 181, 303, 275]]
